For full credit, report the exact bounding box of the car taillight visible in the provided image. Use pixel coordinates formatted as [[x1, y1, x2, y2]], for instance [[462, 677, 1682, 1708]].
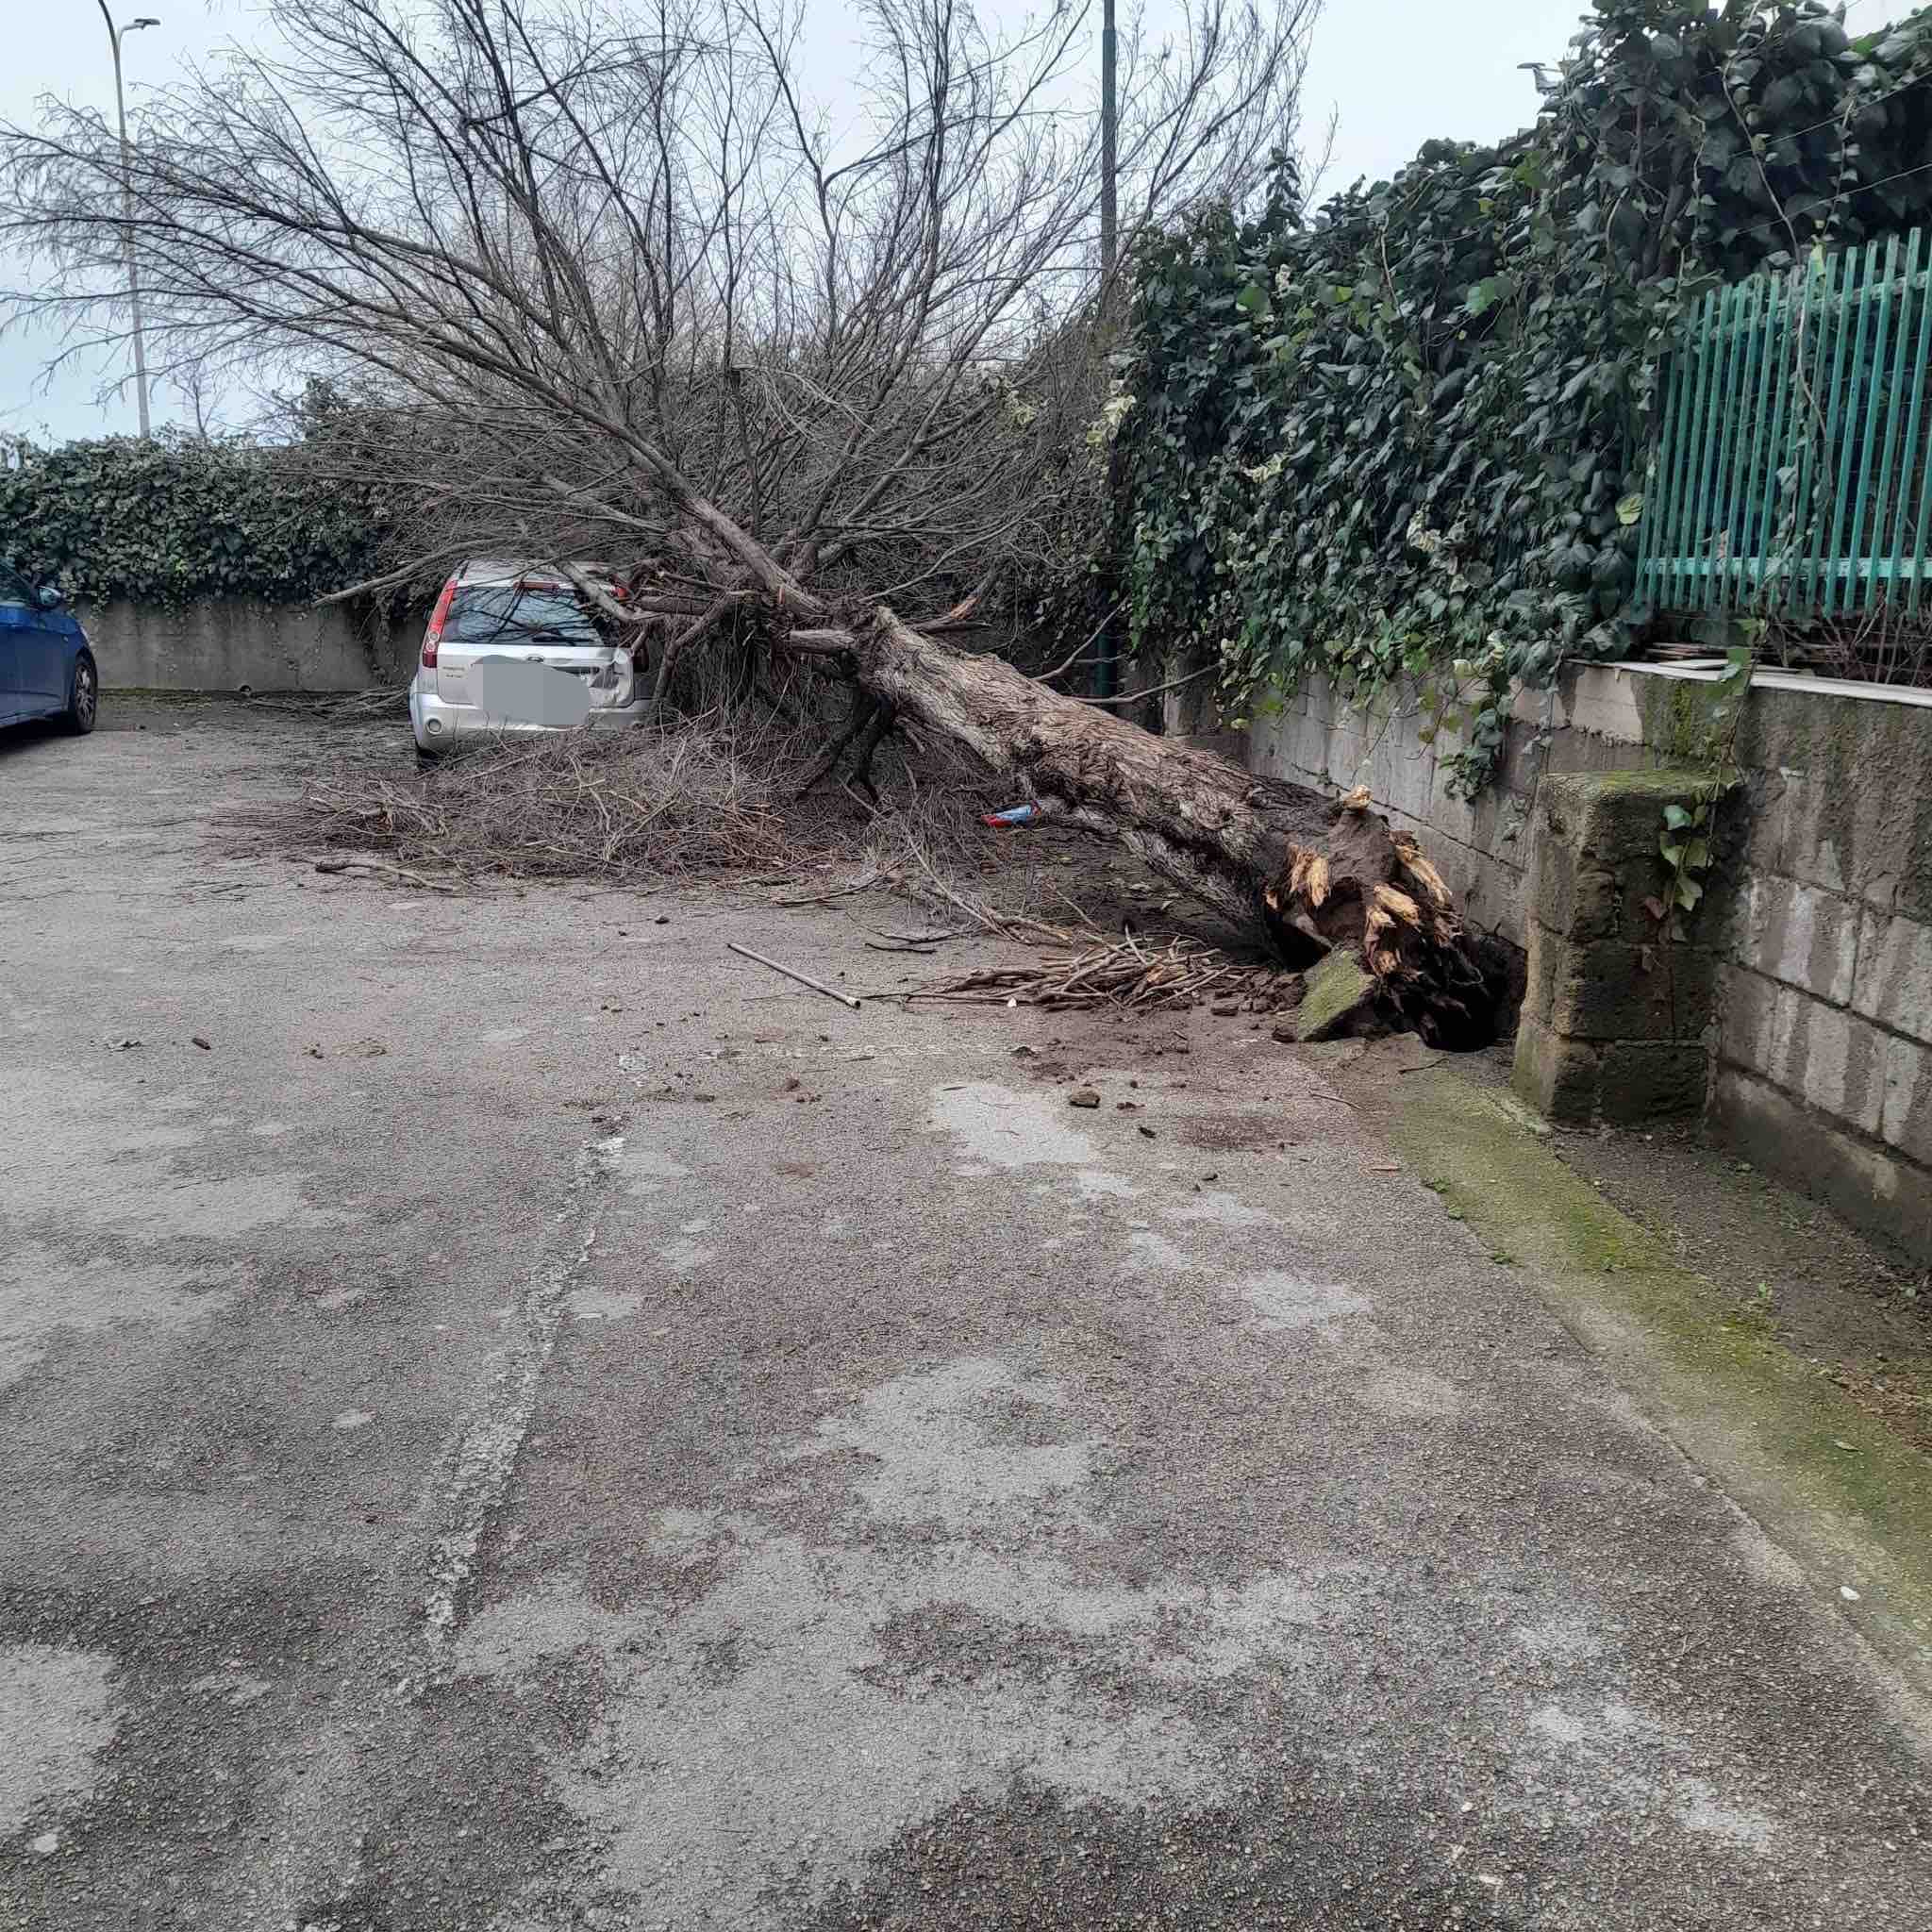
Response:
[[422, 579, 457, 668]]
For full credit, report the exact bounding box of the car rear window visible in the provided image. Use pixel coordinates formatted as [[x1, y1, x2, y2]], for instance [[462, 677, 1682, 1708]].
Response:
[[444, 584, 602, 646]]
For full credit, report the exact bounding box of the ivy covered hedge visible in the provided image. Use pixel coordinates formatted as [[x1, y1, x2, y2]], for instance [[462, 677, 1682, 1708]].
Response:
[[1113, 0, 1932, 791], [0, 431, 390, 608]]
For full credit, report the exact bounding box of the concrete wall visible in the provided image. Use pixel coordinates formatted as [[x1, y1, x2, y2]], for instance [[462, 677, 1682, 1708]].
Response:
[[1247, 663, 1932, 1260], [78, 597, 412, 692]]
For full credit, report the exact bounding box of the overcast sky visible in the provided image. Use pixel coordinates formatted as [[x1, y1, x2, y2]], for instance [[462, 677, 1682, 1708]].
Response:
[[0, 0, 1835, 443]]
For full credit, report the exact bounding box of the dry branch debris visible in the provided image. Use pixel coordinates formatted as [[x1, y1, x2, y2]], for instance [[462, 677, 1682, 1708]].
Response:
[[270, 726, 858, 885], [725, 941, 862, 1010], [915, 934, 1301, 1013], [242, 688, 412, 723]]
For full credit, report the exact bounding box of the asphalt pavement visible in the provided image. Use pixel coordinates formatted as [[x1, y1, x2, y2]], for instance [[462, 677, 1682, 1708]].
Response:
[[3, 707, 1928, 1931]]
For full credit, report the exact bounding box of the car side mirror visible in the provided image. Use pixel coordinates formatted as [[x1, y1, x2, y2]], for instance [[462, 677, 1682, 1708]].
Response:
[[37, 586, 64, 610]]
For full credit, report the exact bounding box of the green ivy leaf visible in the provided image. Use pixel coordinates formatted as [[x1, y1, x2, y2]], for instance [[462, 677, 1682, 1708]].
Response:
[[1104, 6, 1932, 804], [1465, 276, 1511, 318]]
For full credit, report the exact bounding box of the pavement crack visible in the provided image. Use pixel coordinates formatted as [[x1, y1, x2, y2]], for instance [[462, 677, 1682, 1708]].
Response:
[[421, 1132, 625, 1669]]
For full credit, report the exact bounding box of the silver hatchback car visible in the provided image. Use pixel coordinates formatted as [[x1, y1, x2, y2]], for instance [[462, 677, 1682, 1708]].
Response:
[[408, 559, 648, 756]]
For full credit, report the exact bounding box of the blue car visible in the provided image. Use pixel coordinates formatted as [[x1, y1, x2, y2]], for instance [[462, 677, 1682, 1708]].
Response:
[[0, 561, 97, 735]]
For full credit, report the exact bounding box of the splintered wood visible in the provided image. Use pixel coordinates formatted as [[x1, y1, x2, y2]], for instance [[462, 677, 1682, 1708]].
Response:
[[913, 935, 1301, 1012]]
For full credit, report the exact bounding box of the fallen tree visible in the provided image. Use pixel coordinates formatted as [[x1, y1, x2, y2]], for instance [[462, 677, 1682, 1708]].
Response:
[[1, 0, 1500, 1041], [843, 610, 1485, 1031], [719, 602, 1497, 1046]]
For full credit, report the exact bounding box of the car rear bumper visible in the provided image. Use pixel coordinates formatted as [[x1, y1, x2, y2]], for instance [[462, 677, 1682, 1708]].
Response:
[[409, 680, 647, 752]]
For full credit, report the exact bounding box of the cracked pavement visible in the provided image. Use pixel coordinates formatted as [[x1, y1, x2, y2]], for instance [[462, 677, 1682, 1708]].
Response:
[[3, 708, 1929, 1930]]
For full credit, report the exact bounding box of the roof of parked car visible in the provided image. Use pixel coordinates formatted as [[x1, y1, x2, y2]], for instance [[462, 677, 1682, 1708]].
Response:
[[454, 559, 619, 587]]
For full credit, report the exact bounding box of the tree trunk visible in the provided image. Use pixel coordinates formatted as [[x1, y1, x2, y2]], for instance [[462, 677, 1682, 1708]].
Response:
[[834, 608, 1501, 1047]]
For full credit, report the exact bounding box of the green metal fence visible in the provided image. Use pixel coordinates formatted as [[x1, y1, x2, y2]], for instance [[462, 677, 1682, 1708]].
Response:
[[1634, 228, 1932, 617]]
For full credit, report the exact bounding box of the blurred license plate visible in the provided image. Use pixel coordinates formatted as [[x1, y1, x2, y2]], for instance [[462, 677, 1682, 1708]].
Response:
[[469, 657, 593, 727]]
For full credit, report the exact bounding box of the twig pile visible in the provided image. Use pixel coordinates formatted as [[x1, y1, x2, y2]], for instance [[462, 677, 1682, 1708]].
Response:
[[913, 933, 1301, 1012], [235, 700, 1308, 1019], [254, 725, 859, 883], [316, 688, 412, 721], [242, 687, 412, 721]]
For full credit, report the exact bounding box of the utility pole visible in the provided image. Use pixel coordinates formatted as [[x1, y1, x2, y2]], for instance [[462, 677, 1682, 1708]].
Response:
[[1100, 0, 1118, 279], [1096, 0, 1122, 702], [96, 5, 159, 439], [1093, 0, 1122, 703]]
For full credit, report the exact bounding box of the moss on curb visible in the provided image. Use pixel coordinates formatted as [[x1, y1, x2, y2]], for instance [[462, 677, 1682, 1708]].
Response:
[[1391, 1065, 1932, 1698], [1295, 946, 1374, 1042]]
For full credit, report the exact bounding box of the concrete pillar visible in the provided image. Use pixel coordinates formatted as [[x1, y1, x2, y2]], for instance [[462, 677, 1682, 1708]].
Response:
[[1513, 769, 1723, 1125], [1159, 646, 1245, 759]]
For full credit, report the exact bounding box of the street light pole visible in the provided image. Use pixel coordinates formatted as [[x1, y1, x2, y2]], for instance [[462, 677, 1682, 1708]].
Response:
[[1100, 0, 1118, 279], [96, 5, 158, 440]]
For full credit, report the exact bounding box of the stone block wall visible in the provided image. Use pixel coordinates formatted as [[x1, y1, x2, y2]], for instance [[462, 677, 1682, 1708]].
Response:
[[1513, 770, 1721, 1128], [1704, 684, 1932, 1259], [1246, 664, 1932, 1260]]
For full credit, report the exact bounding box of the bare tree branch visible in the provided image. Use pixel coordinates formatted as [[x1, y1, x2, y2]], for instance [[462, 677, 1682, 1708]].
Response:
[[1, 0, 1319, 628]]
